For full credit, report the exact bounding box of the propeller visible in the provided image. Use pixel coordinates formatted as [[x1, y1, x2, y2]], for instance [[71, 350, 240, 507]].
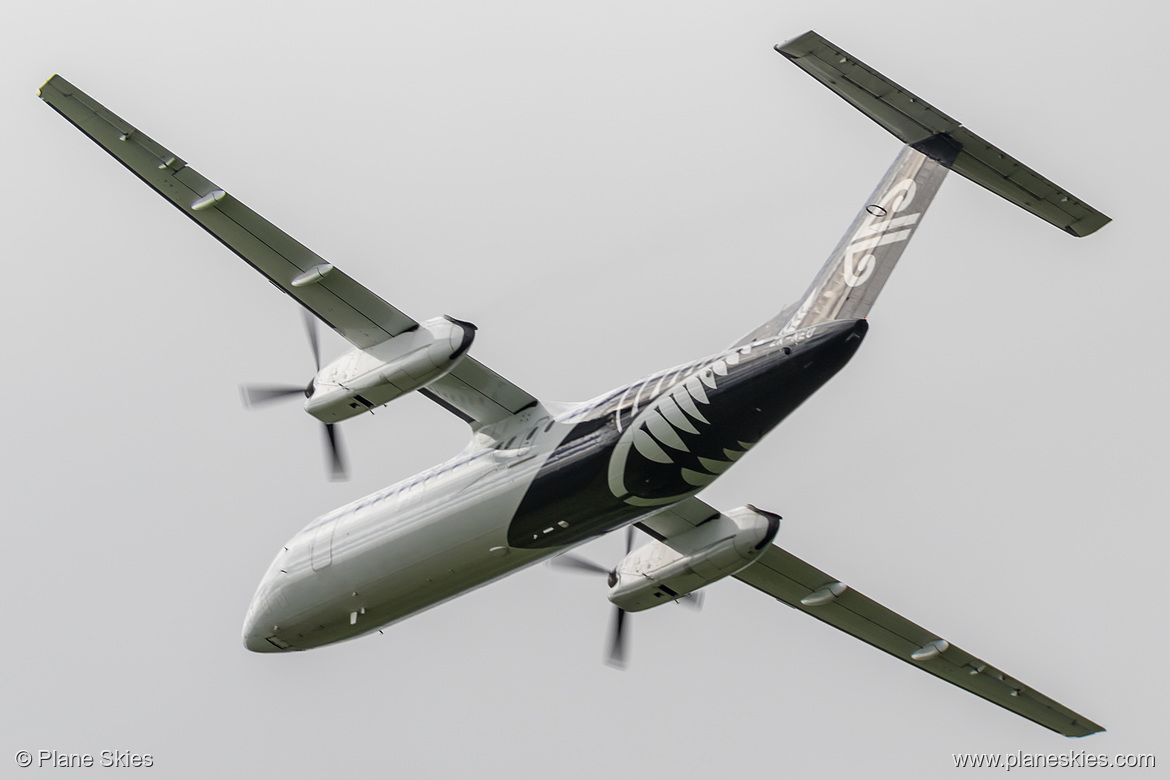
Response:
[[547, 554, 612, 578], [548, 525, 635, 668], [605, 525, 636, 668], [321, 422, 347, 481], [549, 524, 706, 667], [240, 311, 348, 480], [608, 604, 628, 669]]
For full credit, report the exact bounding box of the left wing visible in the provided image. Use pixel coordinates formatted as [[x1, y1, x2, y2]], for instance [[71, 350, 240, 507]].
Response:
[[39, 75, 537, 427], [638, 497, 1102, 736], [733, 543, 1104, 737]]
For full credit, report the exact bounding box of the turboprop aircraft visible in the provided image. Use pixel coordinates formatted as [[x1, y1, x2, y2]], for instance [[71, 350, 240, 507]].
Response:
[[40, 31, 1110, 737]]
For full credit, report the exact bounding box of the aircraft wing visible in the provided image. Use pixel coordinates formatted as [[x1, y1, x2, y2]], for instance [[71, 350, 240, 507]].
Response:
[[419, 358, 539, 426], [732, 542, 1104, 737], [39, 75, 415, 349], [39, 75, 537, 426]]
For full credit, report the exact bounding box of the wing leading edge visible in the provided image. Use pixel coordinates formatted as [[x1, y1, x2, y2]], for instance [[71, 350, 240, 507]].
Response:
[[39, 74, 537, 427], [733, 543, 1104, 737]]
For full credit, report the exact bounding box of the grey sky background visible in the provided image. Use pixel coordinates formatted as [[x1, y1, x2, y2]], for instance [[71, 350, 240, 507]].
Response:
[[3, 2, 1165, 777]]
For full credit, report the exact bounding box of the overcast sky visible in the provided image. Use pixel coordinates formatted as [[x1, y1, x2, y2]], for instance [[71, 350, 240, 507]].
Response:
[[3, 2, 1165, 777]]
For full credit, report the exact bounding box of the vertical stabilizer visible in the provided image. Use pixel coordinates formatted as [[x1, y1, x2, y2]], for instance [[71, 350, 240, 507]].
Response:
[[735, 145, 948, 347]]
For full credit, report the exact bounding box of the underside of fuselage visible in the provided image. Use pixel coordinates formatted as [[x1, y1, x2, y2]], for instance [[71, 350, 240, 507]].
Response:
[[243, 319, 867, 652]]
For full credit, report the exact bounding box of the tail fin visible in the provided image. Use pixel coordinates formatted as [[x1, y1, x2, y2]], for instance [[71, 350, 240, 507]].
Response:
[[735, 32, 1110, 348], [737, 146, 948, 346]]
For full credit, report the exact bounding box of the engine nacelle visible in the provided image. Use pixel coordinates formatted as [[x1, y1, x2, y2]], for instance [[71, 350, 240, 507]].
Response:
[[608, 505, 780, 612], [305, 316, 475, 423]]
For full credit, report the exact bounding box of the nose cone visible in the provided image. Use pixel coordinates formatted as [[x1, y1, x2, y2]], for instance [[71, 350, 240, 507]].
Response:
[[242, 605, 272, 653], [243, 629, 279, 653], [242, 623, 281, 653], [242, 590, 287, 653]]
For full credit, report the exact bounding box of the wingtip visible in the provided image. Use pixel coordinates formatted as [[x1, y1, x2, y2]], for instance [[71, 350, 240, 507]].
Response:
[[1066, 213, 1112, 238], [38, 74, 58, 98], [775, 30, 819, 59], [1065, 721, 1106, 738], [38, 74, 72, 99]]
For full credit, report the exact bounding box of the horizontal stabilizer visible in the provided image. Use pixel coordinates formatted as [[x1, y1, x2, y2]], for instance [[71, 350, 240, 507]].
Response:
[[777, 31, 1110, 237]]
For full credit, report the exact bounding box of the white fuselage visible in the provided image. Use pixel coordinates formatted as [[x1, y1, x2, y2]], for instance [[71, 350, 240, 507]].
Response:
[[242, 414, 570, 652]]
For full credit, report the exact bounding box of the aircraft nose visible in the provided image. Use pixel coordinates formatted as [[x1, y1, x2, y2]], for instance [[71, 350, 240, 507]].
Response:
[[243, 630, 278, 653], [242, 592, 285, 653], [242, 608, 269, 652]]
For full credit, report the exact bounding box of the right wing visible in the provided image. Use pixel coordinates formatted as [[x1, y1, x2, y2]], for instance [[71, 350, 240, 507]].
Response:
[[38, 75, 414, 349], [733, 544, 1104, 737], [39, 75, 537, 426]]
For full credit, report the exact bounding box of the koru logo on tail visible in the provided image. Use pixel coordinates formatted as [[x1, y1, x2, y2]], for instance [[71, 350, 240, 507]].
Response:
[[843, 178, 920, 287]]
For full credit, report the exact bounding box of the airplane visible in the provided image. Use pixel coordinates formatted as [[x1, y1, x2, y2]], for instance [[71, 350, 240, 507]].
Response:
[[39, 31, 1109, 737]]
